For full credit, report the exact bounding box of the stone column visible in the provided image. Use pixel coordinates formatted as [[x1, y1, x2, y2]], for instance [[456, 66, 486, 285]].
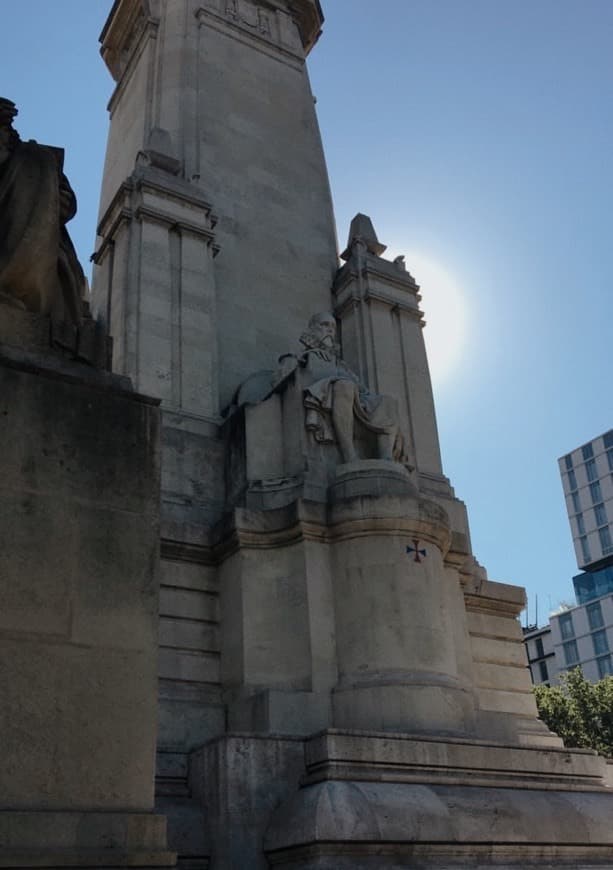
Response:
[[328, 464, 477, 735], [334, 215, 445, 482]]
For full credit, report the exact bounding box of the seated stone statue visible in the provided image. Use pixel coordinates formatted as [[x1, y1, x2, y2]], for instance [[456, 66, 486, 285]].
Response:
[[0, 98, 85, 325], [277, 312, 406, 463]]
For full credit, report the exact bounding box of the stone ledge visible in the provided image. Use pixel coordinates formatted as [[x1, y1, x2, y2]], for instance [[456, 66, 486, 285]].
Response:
[[0, 811, 176, 866], [302, 729, 606, 791]]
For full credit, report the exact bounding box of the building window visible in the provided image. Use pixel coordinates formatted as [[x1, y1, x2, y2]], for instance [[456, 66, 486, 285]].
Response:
[[587, 601, 604, 630], [576, 513, 586, 535], [565, 454, 574, 470], [572, 491, 581, 513], [586, 458, 598, 482], [535, 637, 545, 658], [599, 525, 613, 555], [580, 536, 591, 564], [563, 640, 579, 665], [593, 630, 609, 656], [608, 450, 613, 473], [604, 431, 613, 450], [590, 481, 602, 504], [568, 470, 578, 491], [583, 443, 594, 460], [539, 660, 549, 682], [597, 655, 613, 679], [595, 503, 608, 527], [559, 612, 575, 640]]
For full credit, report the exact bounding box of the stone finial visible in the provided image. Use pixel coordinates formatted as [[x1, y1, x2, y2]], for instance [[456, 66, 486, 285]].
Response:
[[340, 213, 387, 261]]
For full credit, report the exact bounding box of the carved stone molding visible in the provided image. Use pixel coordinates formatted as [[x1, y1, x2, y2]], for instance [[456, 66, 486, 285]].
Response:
[[196, 0, 322, 56], [100, 0, 160, 82]]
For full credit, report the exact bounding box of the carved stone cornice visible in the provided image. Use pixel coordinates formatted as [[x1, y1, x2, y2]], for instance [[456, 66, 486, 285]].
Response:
[[195, 0, 322, 60], [93, 169, 220, 261], [211, 491, 451, 563], [100, 0, 159, 83]]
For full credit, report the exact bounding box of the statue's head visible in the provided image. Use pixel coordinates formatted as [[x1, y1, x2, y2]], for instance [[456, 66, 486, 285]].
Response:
[[308, 312, 337, 345]]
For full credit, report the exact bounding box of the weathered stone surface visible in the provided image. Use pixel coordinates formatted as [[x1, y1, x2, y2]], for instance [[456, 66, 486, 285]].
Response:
[[0, 346, 174, 865]]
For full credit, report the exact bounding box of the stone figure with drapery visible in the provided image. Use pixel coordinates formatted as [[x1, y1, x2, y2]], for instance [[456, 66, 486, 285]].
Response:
[[0, 97, 85, 326]]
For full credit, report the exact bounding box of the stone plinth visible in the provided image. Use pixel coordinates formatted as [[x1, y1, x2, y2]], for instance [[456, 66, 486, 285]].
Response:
[[264, 729, 613, 869], [0, 310, 175, 868]]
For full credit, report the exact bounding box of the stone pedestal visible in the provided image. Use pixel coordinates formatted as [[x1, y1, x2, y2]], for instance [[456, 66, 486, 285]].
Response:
[[0, 310, 175, 868], [328, 466, 477, 736], [263, 730, 613, 869]]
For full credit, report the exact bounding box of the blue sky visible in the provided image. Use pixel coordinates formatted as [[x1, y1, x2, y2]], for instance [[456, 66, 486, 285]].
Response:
[[3, 1, 612, 621]]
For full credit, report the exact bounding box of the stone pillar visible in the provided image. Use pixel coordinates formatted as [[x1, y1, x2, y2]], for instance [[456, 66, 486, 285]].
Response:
[[334, 214, 444, 481], [0, 309, 175, 868], [93, 0, 338, 414], [328, 464, 477, 735]]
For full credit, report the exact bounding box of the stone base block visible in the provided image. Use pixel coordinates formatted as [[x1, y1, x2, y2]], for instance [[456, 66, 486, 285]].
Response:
[[264, 730, 613, 868], [0, 811, 176, 868], [228, 689, 331, 734]]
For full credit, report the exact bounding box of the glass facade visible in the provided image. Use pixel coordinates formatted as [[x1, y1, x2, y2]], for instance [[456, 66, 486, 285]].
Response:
[[573, 565, 613, 604], [592, 630, 609, 656], [590, 481, 603, 504], [559, 612, 575, 640], [587, 601, 604, 630], [599, 525, 613, 555], [597, 655, 613, 678], [580, 536, 591, 564], [563, 640, 579, 665], [595, 503, 607, 527]]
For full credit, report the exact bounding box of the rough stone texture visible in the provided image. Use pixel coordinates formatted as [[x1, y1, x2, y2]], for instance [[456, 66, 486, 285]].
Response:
[[190, 735, 305, 870], [263, 730, 613, 869], [0, 310, 175, 867]]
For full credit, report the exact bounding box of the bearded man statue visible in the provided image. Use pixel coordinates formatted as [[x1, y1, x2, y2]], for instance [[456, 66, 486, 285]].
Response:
[[278, 312, 406, 464]]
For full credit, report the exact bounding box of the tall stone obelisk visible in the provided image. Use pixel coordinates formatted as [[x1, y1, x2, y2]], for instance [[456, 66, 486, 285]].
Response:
[[91, 2, 613, 869]]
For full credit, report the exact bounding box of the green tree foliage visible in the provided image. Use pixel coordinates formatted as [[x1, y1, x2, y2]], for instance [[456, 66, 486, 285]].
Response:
[[534, 667, 613, 758]]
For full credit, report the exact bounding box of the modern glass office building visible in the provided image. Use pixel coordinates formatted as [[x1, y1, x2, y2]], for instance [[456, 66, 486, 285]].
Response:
[[527, 430, 613, 684], [573, 565, 613, 606], [559, 429, 613, 572]]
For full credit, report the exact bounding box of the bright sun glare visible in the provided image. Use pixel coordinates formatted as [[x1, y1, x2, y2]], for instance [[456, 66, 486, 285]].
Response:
[[387, 249, 467, 387]]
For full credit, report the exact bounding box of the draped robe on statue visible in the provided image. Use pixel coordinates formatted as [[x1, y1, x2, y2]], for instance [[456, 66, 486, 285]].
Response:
[[0, 139, 84, 325]]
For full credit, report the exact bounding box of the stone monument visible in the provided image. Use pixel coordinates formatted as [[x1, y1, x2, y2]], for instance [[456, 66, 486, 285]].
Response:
[[4, 0, 609, 868], [0, 98, 175, 868]]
